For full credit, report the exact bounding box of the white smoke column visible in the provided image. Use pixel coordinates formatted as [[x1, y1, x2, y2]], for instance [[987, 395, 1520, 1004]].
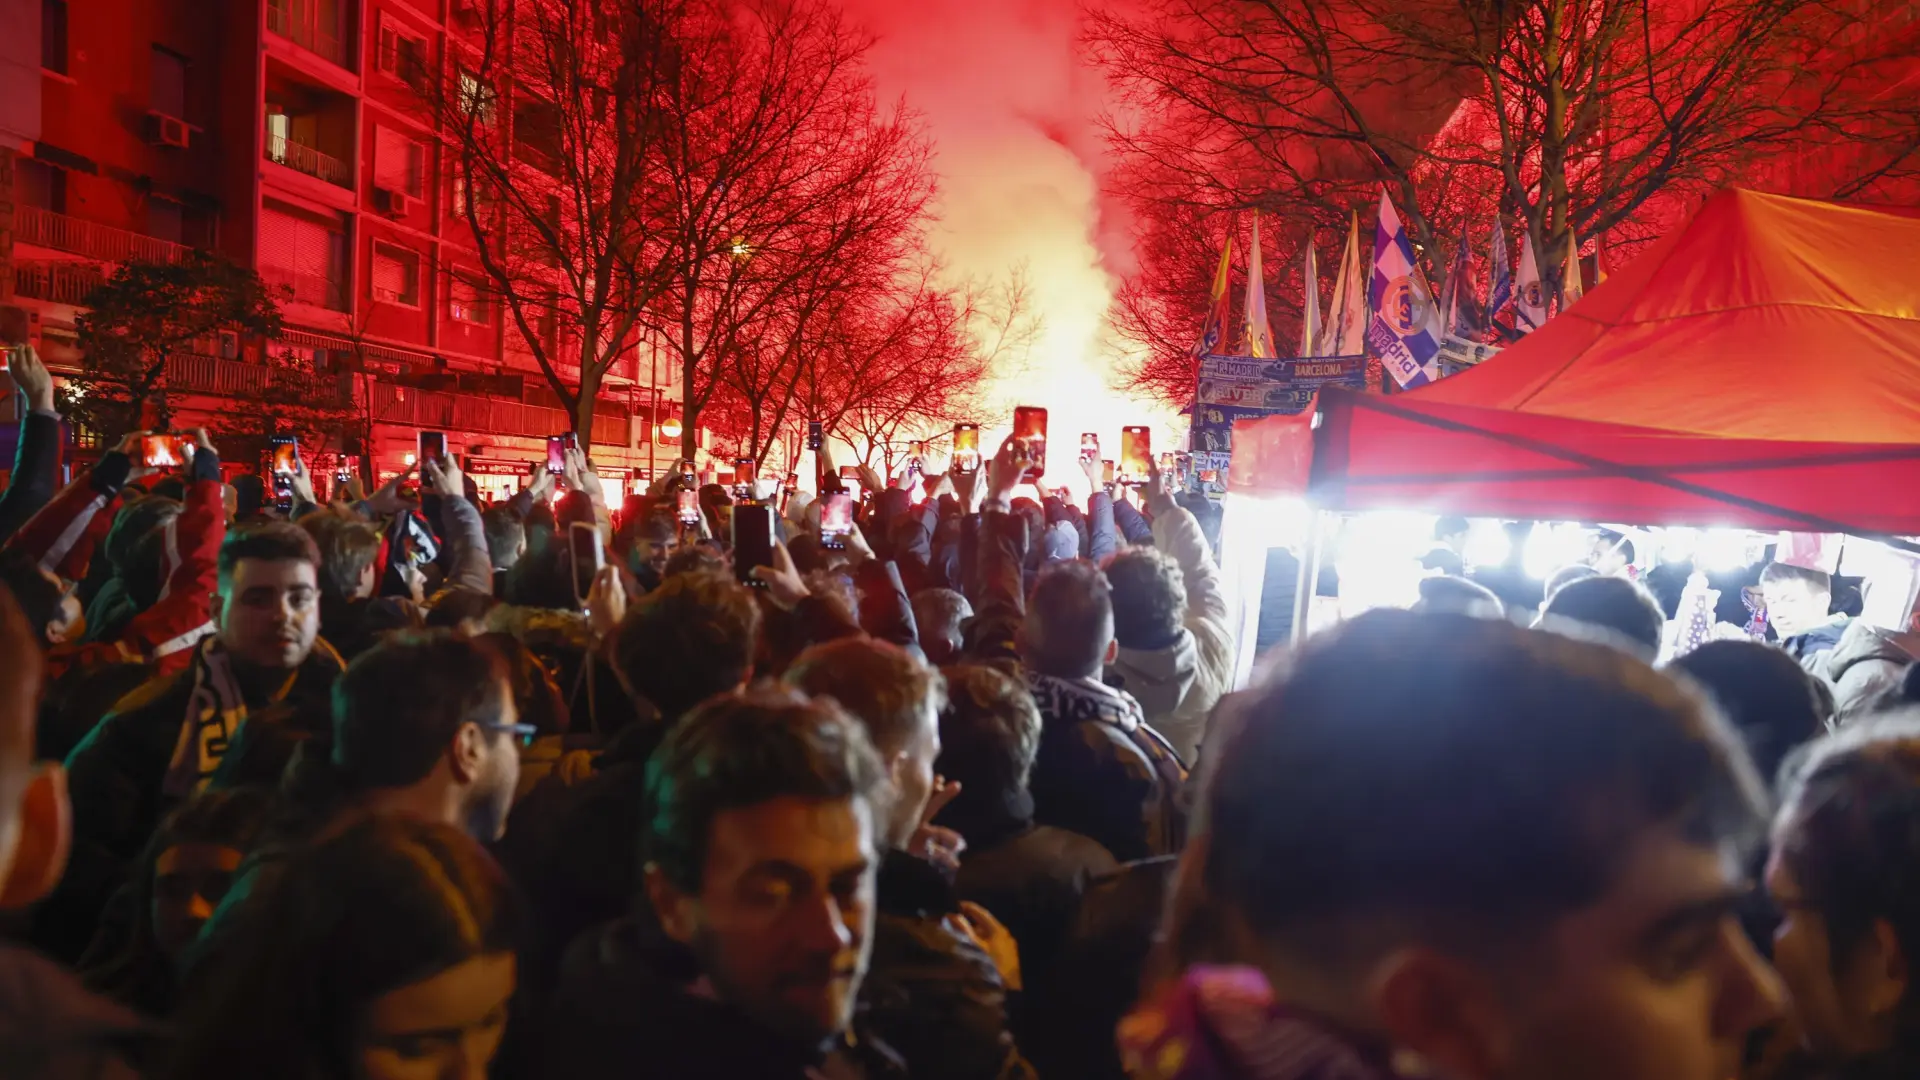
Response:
[[843, 0, 1179, 493]]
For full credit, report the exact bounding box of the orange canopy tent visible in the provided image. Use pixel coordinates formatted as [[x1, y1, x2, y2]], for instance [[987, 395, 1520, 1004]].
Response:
[[1229, 189, 1920, 537]]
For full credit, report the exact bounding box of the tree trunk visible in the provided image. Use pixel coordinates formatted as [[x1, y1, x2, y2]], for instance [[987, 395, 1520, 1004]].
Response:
[[680, 347, 698, 463], [575, 359, 604, 454]]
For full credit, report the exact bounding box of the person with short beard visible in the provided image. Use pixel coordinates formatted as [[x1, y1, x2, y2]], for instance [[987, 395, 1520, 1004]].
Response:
[[542, 689, 904, 1079]]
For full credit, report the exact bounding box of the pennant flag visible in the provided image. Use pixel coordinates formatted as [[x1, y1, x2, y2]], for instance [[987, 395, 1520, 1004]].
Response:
[[1298, 237, 1322, 357], [1515, 230, 1550, 332], [1190, 226, 1234, 359], [1438, 229, 1483, 339], [1243, 211, 1278, 359], [1593, 230, 1608, 284], [1560, 228, 1584, 309], [1365, 188, 1445, 389], [1317, 211, 1367, 356]]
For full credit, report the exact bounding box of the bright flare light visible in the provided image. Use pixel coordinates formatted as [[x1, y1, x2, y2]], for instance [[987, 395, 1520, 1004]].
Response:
[[1333, 510, 1435, 618], [1524, 522, 1592, 580], [1463, 519, 1511, 569]]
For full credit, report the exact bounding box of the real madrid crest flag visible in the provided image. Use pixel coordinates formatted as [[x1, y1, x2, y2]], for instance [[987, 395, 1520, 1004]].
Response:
[[1366, 188, 1445, 389]]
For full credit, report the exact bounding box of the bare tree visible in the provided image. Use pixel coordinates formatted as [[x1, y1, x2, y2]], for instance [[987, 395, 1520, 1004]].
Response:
[[1093, 0, 1920, 401]]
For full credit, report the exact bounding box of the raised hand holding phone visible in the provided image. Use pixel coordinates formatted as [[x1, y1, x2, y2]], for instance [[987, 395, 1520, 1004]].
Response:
[[749, 541, 811, 610], [7, 345, 55, 413], [983, 435, 1026, 512]]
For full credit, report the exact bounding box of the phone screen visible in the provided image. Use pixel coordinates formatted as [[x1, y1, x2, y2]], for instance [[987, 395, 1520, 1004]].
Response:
[[1079, 433, 1099, 464], [1102, 459, 1115, 486], [819, 492, 854, 550], [839, 465, 861, 480], [807, 421, 824, 451], [953, 424, 980, 474], [546, 436, 566, 474], [418, 431, 448, 466], [141, 434, 192, 470], [1120, 426, 1152, 483], [1012, 407, 1048, 482], [676, 489, 701, 526], [569, 521, 604, 607], [269, 437, 298, 476], [732, 504, 776, 586]]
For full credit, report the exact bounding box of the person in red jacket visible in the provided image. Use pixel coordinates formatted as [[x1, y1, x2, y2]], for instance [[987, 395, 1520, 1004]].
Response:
[[0, 428, 224, 678]]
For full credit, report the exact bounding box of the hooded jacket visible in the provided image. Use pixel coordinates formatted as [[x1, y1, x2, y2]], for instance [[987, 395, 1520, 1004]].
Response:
[[1804, 618, 1919, 722], [1106, 498, 1233, 762]]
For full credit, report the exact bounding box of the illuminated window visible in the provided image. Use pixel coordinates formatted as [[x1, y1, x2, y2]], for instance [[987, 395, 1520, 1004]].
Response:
[[449, 274, 490, 325]]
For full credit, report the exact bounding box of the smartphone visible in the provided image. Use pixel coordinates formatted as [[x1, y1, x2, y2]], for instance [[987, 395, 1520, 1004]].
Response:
[[807, 421, 824, 451], [140, 433, 193, 470], [1102, 459, 1115, 487], [676, 489, 701, 526], [334, 467, 352, 485], [819, 491, 854, 551], [1120, 426, 1151, 484], [1079, 433, 1099, 465], [545, 435, 566, 474], [568, 521, 604, 608], [733, 457, 756, 499], [267, 435, 299, 477], [839, 465, 860, 480], [953, 423, 980, 475], [732, 503, 776, 587], [418, 430, 448, 467], [1012, 406, 1048, 482]]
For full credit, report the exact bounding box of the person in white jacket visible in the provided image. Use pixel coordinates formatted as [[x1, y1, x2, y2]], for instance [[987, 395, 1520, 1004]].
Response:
[[1103, 473, 1233, 762]]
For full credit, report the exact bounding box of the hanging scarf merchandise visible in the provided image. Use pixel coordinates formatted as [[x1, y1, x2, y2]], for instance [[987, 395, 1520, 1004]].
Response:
[[161, 638, 254, 798], [1118, 966, 1423, 1080]]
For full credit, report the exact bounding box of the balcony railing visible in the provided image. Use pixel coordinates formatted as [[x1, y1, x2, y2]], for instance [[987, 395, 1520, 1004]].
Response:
[[13, 260, 108, 305], [14, 206, 195, 265], [265, 132, 355, 190], [165, 351, 352, 406], [369, 383, 626, 445], [260, 265, 348, 311], [266, 0, 348, 69]]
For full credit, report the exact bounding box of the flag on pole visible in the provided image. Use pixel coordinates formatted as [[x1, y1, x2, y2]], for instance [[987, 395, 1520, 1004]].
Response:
[[1317, 211, 1367, 356], [1190, 227, 1234, 359], [1560, 229, 1584, 309], [1593, 230, 1608, 284], [1486, 221, 1513, 328], [1515, 230, 1550, 332], [1438, 229, 1483, 339], [1243, 211, 1278, 359], [1298, 237, 1322, 357], [1365, 188, 1445, 389]]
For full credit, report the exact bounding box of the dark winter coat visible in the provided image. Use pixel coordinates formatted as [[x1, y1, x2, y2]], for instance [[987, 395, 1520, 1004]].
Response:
[[0, 943, 158, 1079]]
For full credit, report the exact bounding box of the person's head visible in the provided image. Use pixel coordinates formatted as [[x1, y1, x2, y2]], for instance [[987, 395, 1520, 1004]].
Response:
[[332, 632, 520, 842], [785, 638, 946, 849], [663, 544, 727, 579], [481, 507, 526, 571], [612, 571, 760, 722], [107, 495, 183, 609], [1762, 562, 1834, 640], [0, 585, 68, 913], [474, 631, 569, 738], [1106, 547, 1186, 652], [1545, 562, 1601, 601], [1021, 560, 1117, 679], [230, 473, 266, 519], [299, 510, 384, 606], [0, 548, 79, 647], [423, 586, 499, 634], [1591, 529, 1636, 575], [217, 522, 322, 669], [1200, 610, 1780, 1080], [1770, 717, 1920, 1062], [1435, 515, 1470, 553], [1669, 641, 1829, 787], [554, 490, 596, 531], [911, 588, 972, 667], [934, 664, 1041, 833], [1538, 574, 1667, 661], [169, 814, 519, 1080], [643, 689, 886, 1048], [1412, 574, 1505, 619], [638, 512, 679, 574]]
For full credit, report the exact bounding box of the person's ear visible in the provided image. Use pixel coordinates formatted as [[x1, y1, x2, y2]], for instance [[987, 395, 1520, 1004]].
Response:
[[644, 862, 698, 945], [1105, 638, 1119, 665], [1368, 946, 1509, 1080], [1857, 918, 1910, 1019], [0, 764, 71, 910], [450, 723, 485, 784]]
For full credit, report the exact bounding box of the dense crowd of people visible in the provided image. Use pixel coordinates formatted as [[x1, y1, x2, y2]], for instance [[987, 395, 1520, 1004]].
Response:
[[4, 338, 1920, 1080]]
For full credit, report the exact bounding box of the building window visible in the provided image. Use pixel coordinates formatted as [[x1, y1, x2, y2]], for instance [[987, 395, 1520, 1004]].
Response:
[[371, 242, 420, 306], [376, 16, 427, 89], [18, 160, 65, 213], [151, 46, 187, 120], [148, 197, 183, 242], [458, 70, 495, 125], [451, 173, 467, 216], [513, 94, 563, 171], [373, 126, 425, 197], [41, 0, 67, 74], [449, 274, 490, 325], [260, 201, 349, 310]]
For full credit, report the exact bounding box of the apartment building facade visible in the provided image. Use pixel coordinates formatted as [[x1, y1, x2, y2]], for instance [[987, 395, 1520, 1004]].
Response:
[[2, 0, 689, 501]]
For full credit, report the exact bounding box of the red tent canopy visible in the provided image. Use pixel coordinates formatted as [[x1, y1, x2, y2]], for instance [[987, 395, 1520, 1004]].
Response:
[[1230, 189, 1920, 536]]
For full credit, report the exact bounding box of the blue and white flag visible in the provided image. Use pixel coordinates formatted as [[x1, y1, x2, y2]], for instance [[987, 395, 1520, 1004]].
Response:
[[1366, 189, 1444, 388], [1515, 231, 1550, 332], [1486, 221, 1512, 325]]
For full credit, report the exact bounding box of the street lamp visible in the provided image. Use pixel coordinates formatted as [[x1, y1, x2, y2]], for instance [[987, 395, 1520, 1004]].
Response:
[[729, 235, 753, 260], [661, 413, 683, 441]]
